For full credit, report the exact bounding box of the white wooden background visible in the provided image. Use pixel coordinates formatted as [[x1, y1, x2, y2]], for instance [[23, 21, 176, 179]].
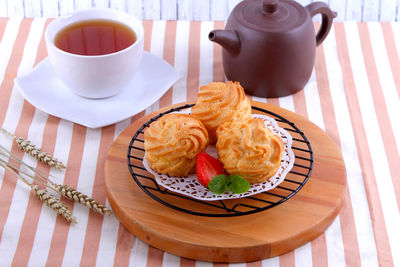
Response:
[[0, 0, 399, 21]]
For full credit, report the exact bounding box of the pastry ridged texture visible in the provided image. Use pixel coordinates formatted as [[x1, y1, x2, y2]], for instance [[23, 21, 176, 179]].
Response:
[[144, 113, 209, 177], [191, 81, 252, 144], [216, 118, 284, 183]]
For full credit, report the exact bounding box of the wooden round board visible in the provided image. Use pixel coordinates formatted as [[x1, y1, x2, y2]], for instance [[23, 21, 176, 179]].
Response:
[[104, 101, 346, 263]]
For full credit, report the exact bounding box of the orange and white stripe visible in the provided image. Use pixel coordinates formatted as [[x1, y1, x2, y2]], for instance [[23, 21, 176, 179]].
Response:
[[0, 19, 399, 266], [346, 22, 400, 265]]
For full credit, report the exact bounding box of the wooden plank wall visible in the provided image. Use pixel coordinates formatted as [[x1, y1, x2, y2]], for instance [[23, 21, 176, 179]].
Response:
[[0, 0, 399, 21]]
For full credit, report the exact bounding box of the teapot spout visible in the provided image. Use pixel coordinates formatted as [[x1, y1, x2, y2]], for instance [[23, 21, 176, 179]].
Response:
[[209, 30, 241, 55]]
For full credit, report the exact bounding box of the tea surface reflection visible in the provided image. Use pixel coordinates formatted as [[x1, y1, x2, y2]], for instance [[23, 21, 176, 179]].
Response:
[[55, 19, 136, 56]]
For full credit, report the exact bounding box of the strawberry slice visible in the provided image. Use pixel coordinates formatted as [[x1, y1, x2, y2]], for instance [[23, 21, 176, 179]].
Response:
[[196, 152, 225, 187]]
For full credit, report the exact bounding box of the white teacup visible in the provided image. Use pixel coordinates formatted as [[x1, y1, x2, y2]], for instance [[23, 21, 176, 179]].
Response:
[[45, 8, 144, 99]]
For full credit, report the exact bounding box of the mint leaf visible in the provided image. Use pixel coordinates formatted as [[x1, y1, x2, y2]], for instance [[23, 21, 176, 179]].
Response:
[[208, 174, 228, 194], [207, 174, 250, 195], [228, 175, 250, 194]]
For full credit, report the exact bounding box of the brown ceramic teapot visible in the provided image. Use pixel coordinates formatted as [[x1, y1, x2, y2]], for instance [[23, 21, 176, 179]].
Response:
[[209, 0, 337, 98]]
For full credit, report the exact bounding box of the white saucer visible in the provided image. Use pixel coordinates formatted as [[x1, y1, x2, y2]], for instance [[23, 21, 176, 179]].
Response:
[[15, 51, 179, 128]]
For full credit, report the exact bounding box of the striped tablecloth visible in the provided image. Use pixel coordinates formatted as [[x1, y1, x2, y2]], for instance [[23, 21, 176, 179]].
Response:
[[0, 18, 399, 267]]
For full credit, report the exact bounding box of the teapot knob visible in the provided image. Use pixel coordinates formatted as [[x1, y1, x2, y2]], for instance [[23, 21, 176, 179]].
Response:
[[262, 0, 278, 14]]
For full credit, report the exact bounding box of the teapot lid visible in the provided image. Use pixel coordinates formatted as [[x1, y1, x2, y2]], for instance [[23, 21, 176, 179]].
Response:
[[234, 0, 308, 32]]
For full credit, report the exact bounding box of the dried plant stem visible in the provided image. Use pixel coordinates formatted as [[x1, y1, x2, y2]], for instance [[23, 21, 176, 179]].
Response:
[[0, 145, 57, 186], [1, 128, 66, 169], [31, 185, 77, 224], [54, 184, 113, 216], [0, 156, 57, 191], [0, 160, 76, 223], [0, 145, 113, 216]]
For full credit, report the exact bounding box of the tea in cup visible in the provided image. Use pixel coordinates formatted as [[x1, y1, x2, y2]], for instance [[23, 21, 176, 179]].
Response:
[[45, 8, 144, 99]]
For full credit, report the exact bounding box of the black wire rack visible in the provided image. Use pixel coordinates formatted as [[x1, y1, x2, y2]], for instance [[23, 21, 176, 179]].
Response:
[[127, 104, 313, 217]]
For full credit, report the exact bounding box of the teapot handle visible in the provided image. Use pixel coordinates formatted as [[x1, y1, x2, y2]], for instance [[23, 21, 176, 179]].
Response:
[[305, 2, 337, 46]]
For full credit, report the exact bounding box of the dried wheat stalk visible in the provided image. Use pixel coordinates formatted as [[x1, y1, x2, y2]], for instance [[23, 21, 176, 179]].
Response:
[[31, 185, 77, 224], [1, 128, 65, 169], [0, 160, 76, 223], [0, 145, 113, 217], [54, 184, 113, 216]]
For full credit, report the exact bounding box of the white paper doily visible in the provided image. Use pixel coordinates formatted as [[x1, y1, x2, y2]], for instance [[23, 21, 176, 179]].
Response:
[[143, 112, 295, 201]]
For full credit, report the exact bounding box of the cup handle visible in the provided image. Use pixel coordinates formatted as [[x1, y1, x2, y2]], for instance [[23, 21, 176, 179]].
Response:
[[305, 2, 337, 46]]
